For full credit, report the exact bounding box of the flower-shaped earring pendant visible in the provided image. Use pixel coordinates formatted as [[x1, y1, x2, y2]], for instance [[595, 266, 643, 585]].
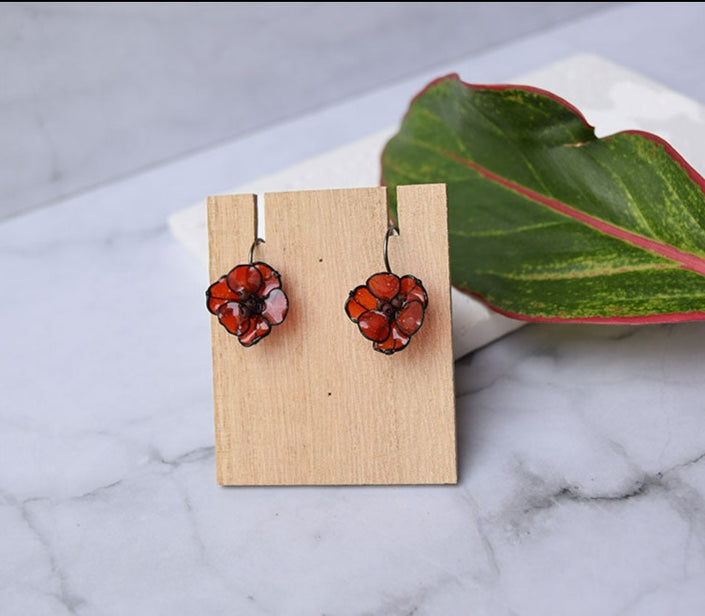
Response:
[[206, 238, 288, 347], [345, 227, 427, 355]]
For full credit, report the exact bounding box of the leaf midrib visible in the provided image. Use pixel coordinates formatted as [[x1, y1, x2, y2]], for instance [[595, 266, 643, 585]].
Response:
[[399, 131, 705, 276]]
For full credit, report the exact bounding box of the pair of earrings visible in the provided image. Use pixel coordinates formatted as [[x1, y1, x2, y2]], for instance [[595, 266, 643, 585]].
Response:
[[205, 227, 427, 355]]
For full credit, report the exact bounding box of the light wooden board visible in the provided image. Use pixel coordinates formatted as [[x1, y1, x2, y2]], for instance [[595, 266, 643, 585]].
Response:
[[207, 185, 456, 485]]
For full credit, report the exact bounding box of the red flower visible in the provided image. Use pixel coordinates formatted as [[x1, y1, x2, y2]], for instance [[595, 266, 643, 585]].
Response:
[[345, 272, 427, 354], [206, 262, 288, 346]]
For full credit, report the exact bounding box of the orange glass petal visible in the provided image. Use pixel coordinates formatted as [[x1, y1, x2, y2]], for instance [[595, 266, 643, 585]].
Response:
[[367, 273, 401, 302], [396, 300, 425, 336], [357, 310, 391, 342], [261, 289, 288, 325], [400, 275, 428, 307], [373, 322, 410, 355], [227, 264, 263, 296], [253, 262, 282, 297], [238, 315, 271, 347], [345, 286, 378, 322], [217, 302, 249, 335], [206, 276, 238, 314]]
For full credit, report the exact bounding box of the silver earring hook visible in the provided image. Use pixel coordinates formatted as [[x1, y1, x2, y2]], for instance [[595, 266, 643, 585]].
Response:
[[383, 225, 398, 274], [248, 198, 265, 264], [248, 238, 265, 264]]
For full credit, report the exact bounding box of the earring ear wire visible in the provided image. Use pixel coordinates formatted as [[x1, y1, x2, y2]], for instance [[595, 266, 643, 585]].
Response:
[[248, 237, 264, 265], [383, 225, 396, 274]]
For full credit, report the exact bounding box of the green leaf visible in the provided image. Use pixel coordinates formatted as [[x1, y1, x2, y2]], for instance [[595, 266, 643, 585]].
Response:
[[382, 74, 705, 323]]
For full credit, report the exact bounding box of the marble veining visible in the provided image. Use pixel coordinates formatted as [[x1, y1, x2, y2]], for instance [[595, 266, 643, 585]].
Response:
[[4, 5, 705, 613], [3, 199, 705, 614]]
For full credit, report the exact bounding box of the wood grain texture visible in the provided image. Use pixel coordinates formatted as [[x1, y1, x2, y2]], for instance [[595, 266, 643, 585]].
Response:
[[207, 185, 456, 485]]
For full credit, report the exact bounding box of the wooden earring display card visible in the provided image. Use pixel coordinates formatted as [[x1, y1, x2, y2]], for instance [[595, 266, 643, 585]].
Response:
[[207, 185, 456, 485]]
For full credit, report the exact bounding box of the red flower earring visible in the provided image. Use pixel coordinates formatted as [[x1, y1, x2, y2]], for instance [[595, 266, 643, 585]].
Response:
[[345, 227, 427, 355], [206, 237, 288, 347]]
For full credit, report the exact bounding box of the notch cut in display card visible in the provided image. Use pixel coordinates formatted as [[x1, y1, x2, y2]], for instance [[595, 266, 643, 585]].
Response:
[[207, 185, 456, 485]]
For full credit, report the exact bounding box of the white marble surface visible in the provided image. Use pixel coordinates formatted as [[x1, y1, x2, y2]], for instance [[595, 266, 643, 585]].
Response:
[[3, 4, 705, 615]]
